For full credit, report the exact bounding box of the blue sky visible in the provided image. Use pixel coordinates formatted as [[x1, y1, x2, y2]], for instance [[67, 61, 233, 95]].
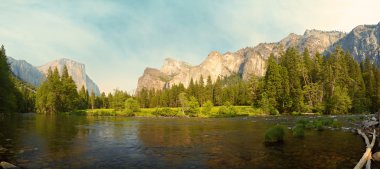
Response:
[[1, 0, 380, 93]]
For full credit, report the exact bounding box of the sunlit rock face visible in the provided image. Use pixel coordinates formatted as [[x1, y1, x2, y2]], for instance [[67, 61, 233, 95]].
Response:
[[328, 23, 380, 66], [38, 58, 100, 95], [137, 28, 347, 91], [8, 57, 100, 95]]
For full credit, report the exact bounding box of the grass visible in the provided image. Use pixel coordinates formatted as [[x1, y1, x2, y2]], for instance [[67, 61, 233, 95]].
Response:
[[67, 106, 269, 118], [264, 125, 285, 143]]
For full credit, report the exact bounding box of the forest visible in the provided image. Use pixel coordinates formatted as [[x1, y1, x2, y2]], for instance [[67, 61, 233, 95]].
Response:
[[1, 45, 380, 115]]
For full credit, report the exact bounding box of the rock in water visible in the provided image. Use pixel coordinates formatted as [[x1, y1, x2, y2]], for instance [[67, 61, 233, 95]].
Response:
[[0, 161, 19, 169], [373, 152, 380, 161]]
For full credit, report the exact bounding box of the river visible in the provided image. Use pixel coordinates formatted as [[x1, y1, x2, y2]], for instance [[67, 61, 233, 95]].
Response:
[[0, 114, 369, 169]]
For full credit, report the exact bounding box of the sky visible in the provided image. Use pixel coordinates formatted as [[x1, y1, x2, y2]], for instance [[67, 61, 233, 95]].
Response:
[[1, 0, 380, 93]]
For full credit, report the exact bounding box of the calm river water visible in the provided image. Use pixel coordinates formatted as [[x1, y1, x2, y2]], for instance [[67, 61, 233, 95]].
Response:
[[0, 114, 370, 169]]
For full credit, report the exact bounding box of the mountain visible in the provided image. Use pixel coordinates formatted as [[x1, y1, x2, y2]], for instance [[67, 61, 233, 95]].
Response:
[[8, 57, 100, 95], [7, 57, 45, 86], [328, 22, 380, 65], [137, 28, 346, 91]]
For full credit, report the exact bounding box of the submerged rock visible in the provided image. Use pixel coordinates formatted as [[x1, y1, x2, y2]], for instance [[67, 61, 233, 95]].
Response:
[[0, 161, 19, 169]]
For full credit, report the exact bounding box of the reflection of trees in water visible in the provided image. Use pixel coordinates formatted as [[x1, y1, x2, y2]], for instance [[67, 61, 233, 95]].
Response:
[[33, 114, 92, 167], [137, 118, 267, 168]]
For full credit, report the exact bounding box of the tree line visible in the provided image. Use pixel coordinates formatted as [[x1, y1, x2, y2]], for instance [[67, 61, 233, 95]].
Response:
[[136, 46, 380, 115], [2, 44, 380, 115]]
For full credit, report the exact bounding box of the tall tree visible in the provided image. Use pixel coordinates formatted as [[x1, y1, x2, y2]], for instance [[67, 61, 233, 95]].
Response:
[[264, 53, 282, 111], [0, 45, 17, 113]]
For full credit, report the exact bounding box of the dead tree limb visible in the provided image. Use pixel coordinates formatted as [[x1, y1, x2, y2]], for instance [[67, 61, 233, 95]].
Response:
[[354, 129, 376, 169]]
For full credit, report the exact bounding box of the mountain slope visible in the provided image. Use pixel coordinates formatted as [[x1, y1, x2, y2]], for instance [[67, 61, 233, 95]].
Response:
[[328, 22, 380, 65], [7, 57, 45, 87], [8, 57, 100, 95], [137, 29, 346, 91]]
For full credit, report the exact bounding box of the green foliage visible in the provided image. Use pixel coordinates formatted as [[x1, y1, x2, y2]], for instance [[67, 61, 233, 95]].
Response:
[[269, 107, 279, 116], [328, 86, 352, 114], [0, 45, 19, 113], [294, 117, 341, 132], [132, 45, 380, 115], [217, 101, 238, 117], [186, 96, 200, 117], [264, 125, 285, 143], [201, 100, 213, 115], [111, 89, 130, 110], [124, 98, 140, 115], [36, 66, 79, 114], [292, 124, 305, 138], [152, 107, 182, 117]]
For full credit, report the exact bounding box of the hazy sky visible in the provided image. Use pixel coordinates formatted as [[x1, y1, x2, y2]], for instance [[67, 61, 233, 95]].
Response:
[[1, 0, 380, 93]]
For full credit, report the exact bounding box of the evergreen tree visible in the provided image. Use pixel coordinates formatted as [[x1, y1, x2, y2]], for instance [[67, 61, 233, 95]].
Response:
[[0, 45, 17, 113], [36, 66, 79, 114], [213, 76, 223, 106], [264, 53, 282, 111], [205, 75, 213, 102]]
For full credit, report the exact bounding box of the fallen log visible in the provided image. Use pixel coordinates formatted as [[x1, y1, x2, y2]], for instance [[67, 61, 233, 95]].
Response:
[[354, 129, 376, 169]]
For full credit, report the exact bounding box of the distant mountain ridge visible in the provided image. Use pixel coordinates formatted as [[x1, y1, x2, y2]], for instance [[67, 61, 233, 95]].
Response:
[[8, 57, 100, 95], [137, 25, 351, 91]]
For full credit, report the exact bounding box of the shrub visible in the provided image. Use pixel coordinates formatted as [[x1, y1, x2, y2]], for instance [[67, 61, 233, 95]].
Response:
[[331, 120, 342, 128], [152, 108, 180, 117], [185, 96, 200, 117], [292, 124, 305, 138], [125, 98, 140, 113], [201, 100, 213, 115], [269, 108, 279, 115], [315, 121, 324, 131], [291, 111, 301, 116], [264, 125, 285, 143], [217, 101, 238, 117]]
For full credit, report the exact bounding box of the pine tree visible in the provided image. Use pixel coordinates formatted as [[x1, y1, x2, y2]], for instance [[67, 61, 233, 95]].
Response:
[[198, 75, 205, 106], [205, 75, 213, 102], [213, 76, 223, 106], [0, 45, 17, 113], [61, 65, 79, 112], [264, 53, 282, 111]]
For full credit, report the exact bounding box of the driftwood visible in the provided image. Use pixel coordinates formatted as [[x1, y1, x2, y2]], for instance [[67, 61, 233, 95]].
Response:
[[354, 129, 376, 169]]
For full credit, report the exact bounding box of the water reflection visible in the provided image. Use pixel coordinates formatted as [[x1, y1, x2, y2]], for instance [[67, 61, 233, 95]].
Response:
[[0, 115, 368, 169]]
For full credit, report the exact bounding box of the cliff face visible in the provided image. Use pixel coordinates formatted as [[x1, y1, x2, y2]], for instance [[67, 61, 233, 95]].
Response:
[[7, 57, 45, 86], [8, 57, 100, 95], [137, 29, 346, 91], [329, 22, 380, 65]]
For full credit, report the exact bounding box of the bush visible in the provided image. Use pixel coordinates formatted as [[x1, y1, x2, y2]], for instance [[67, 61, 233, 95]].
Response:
[[331, 120, 342, 128], [291, 111, 301, 116], [202, 100, 213, 115], [217, 101, 238, 117], [292, 124, 305, 138], [152, 108, 180, 117], [269, 108, 279, 115], [185, 96, 200, 117], [125, 98, 140, 113], [264, 125, 285, 143], [315, 121, 324, 131]]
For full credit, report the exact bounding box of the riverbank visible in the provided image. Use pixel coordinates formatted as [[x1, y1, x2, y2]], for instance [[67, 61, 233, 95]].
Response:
[[66, 106, 269, 118]]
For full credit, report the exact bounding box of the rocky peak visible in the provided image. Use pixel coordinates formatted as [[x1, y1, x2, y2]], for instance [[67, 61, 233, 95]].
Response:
[[137, 21, 380, 92], [332, 22, 380, 65], [37, 58, 100, 95], [160, 57, 191, 77]]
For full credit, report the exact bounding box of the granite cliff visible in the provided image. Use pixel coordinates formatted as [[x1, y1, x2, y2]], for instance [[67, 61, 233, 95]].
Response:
[[137, 28, 347, 91], [8, 57, 100, 95]]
